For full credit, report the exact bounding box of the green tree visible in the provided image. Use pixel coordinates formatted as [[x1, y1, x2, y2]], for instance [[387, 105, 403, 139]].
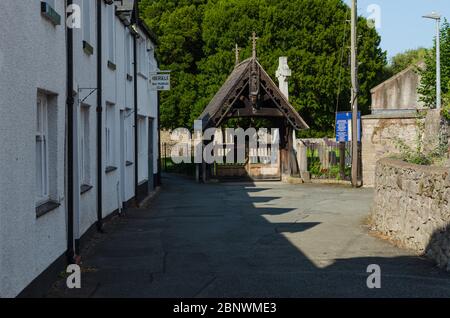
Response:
[[418, 20, 450, 108], [140, 0, 208, 129], [140, 0, 387, 135], [386, 48, 428, 76]]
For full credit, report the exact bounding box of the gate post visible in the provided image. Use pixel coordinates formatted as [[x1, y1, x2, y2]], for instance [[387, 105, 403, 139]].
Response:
[[339, 142, 346, 180]]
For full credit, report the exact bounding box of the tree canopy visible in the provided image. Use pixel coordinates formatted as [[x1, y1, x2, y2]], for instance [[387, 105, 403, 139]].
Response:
[[386, 48, 428, 76], [140, 0, 388, 136], [418, 20, 450, 109]]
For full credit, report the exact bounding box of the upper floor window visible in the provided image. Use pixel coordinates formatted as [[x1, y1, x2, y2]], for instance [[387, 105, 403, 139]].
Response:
[[107, 4, 115, 63], [125, 33, 132, 75], [82, 0, 91, 43], [138, 39, 147, 76]]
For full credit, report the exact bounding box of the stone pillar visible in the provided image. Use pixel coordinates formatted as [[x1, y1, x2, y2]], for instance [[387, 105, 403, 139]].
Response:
[[297, 140, 310, 182], [423, 109, 448, 156]]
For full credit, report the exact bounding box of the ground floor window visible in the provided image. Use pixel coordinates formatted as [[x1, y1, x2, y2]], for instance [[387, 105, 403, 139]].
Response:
[[79, 104, 90, 185], [36, 93, 49, 204], [138, 116, 147, 182]]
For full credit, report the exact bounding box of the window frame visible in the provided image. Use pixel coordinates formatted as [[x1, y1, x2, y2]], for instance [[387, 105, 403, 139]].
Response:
[[82, 0, 91, 44], [107, 4, 115, 63], [105, 103, 116, 168], [137, 116, 147, 182], [124, 110, 134, 164], [125, 32, 131, 76], [79, 105, 90, 186], [36, 93, 50, 205]]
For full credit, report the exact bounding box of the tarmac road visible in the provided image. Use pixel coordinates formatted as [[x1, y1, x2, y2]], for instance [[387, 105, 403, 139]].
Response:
[[48, 173, 450, 298]]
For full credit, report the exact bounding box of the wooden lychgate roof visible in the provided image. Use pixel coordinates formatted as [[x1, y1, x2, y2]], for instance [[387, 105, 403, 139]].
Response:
[[198, 57, 309, 131]]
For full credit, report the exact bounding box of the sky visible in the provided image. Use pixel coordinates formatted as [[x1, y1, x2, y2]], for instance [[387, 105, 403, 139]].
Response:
[[343, 0, 450, 60]]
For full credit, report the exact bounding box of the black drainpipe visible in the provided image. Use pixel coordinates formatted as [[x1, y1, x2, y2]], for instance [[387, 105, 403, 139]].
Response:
[[66, 0, 75, 263], [133, 33, 139, 203], [132, 4, 139, 204], [157, 90, 161, 186], [96, 0, 104, 232]]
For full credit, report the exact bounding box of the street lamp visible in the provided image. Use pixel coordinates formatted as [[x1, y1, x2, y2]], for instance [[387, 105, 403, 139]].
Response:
[[423, 11, 442, 110]]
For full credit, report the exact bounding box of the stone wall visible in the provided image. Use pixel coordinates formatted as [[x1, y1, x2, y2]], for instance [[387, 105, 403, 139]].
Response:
[[362, 113, 421, 187], [370, 65, 424, 112], [362, 110, 449, 187], [160, 130, 177, 158], [371, 158, 450, 270]]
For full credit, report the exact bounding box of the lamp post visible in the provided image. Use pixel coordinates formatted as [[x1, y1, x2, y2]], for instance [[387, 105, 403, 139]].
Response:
[[423, 12, 442, 110]]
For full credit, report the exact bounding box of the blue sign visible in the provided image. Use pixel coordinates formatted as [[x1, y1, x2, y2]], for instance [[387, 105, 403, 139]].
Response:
[[335, 111, 361, 142]]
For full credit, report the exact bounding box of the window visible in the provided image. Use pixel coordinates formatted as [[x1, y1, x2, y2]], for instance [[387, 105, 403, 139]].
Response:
[[138, 117, 146, 156], [138, 39, 147, 75], [36, 94, 49, 204], [107, 4, 115, 62], [41, 0, 61, 26], [105, 103, 116, 168], [82, 0, 90, 43], [125, 33, 131, 75], [125, 111, 134, 164], [138, 116, 147, 181], [47, 0, 55, 8], [147, 43, 156, 77], [79, 105, 90, 185]]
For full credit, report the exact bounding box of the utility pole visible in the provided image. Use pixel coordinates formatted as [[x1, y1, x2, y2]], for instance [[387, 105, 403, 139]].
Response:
[[351, 0, 359, 187]]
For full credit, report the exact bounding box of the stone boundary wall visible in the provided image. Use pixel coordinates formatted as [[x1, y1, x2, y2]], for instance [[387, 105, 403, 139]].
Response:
[[160, 130, 177, 158], [361, 114, 421, 187], [371, 158, 450, 270]]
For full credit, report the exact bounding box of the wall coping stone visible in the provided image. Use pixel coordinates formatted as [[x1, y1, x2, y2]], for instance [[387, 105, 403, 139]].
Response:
[[378, 158, 449, 176]]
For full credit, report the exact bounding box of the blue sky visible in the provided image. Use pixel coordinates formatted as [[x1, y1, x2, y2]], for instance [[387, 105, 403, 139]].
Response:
[[343, 0, 450, 60]]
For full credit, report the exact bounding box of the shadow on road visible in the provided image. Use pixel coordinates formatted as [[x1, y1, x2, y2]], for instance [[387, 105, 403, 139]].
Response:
[[47, 173, 450, 298]]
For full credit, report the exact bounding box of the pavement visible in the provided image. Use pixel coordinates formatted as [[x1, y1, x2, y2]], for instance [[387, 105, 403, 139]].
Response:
[[48, 174, 450, 298]]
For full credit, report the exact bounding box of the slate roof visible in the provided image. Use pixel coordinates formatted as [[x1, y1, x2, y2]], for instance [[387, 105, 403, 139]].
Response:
[[198, 58, 309, 131]]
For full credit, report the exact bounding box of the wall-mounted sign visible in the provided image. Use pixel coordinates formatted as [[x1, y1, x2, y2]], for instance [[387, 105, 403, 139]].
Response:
[[335, 111, 361, 142], [150, 73, 171, 91]]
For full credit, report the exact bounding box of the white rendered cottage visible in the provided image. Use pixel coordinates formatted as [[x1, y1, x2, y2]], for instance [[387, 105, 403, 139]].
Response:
[[0, 0, 160, 297]]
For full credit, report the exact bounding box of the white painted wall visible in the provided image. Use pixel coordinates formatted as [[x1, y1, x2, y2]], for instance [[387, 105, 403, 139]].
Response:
[[0, 1, 160, 298], [0, 1, 67, 298], [73, 0, 98, 238], [136, 26, 159, 182], [101, 2, 120, 217]]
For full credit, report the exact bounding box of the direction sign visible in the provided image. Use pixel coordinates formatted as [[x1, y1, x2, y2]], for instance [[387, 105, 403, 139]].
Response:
[[150, 73, 170, 91]]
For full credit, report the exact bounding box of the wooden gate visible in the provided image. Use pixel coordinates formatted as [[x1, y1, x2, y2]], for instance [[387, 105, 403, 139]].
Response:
[[215, 144, 281, 181]]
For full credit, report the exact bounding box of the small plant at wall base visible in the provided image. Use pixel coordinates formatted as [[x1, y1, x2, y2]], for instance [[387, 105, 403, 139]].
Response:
[[393, 138, 432, 165], [442, 82, 450, 121], [393, 118, 448, 165]]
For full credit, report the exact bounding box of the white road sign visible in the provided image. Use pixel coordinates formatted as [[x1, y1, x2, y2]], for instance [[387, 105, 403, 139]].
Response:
[[150, 73, 170, 91]]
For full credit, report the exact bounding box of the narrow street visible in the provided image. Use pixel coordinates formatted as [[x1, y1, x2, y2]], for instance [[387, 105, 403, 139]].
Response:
[[48, 174, 450, 298]]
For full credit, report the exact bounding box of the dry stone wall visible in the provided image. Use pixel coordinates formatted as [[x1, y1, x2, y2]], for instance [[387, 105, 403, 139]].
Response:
[[371, 158, 450, 270]]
